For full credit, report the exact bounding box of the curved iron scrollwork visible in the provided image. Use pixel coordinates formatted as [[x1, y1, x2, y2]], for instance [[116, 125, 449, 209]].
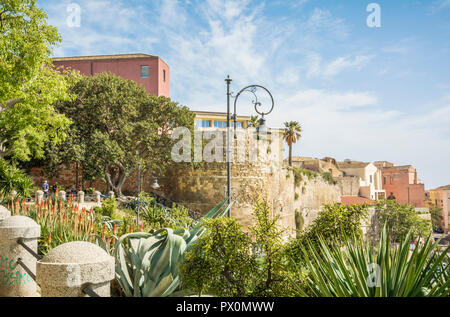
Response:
[[232, 85, 274, 121]]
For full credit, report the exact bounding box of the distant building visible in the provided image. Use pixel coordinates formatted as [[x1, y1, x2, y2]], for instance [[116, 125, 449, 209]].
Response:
[[376, 164, 426, 208], [428, 185, 450, 233], [288, 157, 343, 178], [337, 161, 385, 201], [52, 53, 170, 97], [193, 111, 250, 129]]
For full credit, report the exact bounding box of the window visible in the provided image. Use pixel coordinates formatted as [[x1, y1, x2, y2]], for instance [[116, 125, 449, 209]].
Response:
[[163, 69, 166, 82], [370, 175, 373, 183], [141, 65, 149, 78], [383, 177, 386, 185], [232, 121, 243, 128], [212, 121, 243, 128], [195, 120, 211, 128], [214, 121, 227, 128]]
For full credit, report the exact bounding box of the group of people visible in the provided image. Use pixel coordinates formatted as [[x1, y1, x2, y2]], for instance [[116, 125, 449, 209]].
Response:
[[41, 181, 78, 198]]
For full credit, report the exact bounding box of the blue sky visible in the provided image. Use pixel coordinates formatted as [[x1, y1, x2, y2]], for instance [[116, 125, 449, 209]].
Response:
[[39, 0, 450, 189]]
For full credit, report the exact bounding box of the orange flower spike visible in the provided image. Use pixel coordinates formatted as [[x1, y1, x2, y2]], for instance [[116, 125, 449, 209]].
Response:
[[103, 225, 107, 234], [48, 233, 52, 244], [129, 224, 133, 233], [113, 223, 117, 235], [139, 223, 143, 232]]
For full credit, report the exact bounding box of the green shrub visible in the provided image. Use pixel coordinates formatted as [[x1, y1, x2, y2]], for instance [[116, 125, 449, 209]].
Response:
[[372, 199, 432, 243], [321, 172, 337, 185], [0, 159, 35, 200], [181, 197, 306, 297], [285, 203, 369, 264], [291, 167, 318, 187], [294, 192, 299, 200], [94, 198, 117, 218]]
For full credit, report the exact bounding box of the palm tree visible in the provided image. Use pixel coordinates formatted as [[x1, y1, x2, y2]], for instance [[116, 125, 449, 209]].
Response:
[[283, 121, 302, 167], [248, 115, 260, 128]]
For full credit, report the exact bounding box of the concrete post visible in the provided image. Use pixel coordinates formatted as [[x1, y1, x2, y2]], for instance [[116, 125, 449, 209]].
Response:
[[0, 215, 40, 297], [109, 191, 114, 200], [58, 191, 66, 201], [95, 191, 102, 203], [36, 241, 115, 297], [0, 206, 10, 222], [78, 191, 85, 204], [35, 190, 44, 203]]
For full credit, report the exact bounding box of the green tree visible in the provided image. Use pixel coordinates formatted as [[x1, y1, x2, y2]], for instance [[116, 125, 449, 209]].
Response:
[[428, 202, 443, 231], [48, 73, 194, 197], [373, 199, 432, 242], [181, 197, 304, 297], [0, 0, 72, 161], [285, 203, 369, 264], [283, 121, 302, 167]]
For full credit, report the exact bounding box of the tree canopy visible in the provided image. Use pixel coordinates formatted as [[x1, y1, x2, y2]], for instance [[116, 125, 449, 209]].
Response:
[[48, 72, 194, 197], [0, 0, 72, 161]]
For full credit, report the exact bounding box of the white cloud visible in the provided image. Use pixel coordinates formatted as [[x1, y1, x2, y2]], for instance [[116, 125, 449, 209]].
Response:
[[306, 54, 374, 78]]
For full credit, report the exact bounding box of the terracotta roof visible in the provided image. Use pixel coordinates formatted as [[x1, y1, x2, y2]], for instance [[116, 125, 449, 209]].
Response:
[[341, 196, 376, 205], [337, 161, 370, 169]]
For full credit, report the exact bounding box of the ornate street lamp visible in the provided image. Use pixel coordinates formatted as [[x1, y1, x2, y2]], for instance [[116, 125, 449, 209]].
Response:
[[225, 75, 274, 217]]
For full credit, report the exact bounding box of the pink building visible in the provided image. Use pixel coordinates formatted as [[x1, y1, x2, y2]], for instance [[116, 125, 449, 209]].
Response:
[[376, 163, 426, 208], [52, 53, 170, 97]]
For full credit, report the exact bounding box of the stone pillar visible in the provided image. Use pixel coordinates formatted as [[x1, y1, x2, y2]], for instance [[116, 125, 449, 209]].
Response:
[[0, 216, 40, 297], [95, 191, 102, 203], [35, 190, 44, 203], [78, 191, 85, 204], [109, 191, 114, 200], [58, 191, 66, 201], [36, 241, 115, 297], [0, 206, 10, 222]]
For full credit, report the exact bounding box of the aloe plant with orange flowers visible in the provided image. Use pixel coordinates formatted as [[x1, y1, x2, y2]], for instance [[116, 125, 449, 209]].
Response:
[[7, 195, 137, 256]]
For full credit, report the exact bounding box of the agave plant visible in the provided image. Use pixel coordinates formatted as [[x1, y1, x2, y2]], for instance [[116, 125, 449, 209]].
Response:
[[294, 227, 449, 297], [113, 198, 234, 297]]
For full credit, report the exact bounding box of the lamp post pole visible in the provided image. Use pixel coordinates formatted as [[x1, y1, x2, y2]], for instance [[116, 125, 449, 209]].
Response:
[[225, 75, 232, 217], [225, 76, 274, 218]]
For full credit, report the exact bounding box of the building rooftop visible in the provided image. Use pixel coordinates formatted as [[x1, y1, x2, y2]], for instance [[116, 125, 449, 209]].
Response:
[[52, 53, 168, 65], [434, 184, 450, 191], [337, 161, 370, 169], [380, 165, 415, 171], [289, 156, 316, 162], [374, 161, 395, 168], [193, 110, 251, 121]]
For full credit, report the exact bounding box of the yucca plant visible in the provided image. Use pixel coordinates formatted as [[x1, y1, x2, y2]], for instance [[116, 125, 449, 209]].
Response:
[[113, 198, 234, 297], [294, 227, 449, 297]]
